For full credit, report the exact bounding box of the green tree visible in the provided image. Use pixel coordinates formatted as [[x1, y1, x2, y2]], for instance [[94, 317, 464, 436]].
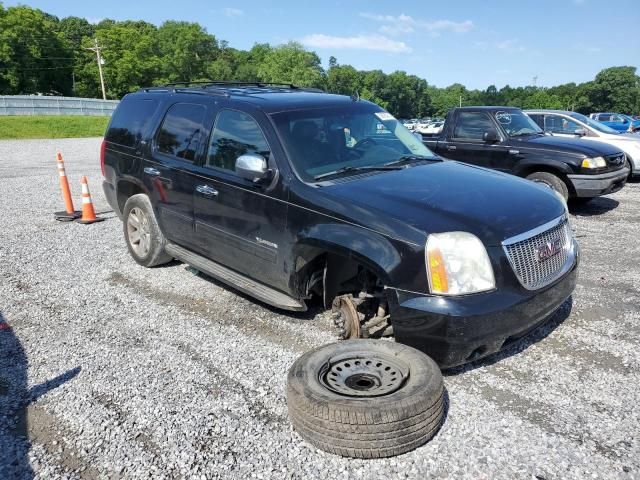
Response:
[[257, 42, 325, 88], [156, 21, 218, 83], [74, 19, 161, 98], [0, 5, 72, 95], [587, 66, 639, 113]]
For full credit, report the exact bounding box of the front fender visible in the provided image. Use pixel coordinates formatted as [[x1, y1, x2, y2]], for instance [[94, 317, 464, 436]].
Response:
[[290, 223, 428, 297], [513, 156, 577, 176]]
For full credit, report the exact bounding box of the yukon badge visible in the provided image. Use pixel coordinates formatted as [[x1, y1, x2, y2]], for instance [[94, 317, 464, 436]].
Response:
[[537, 238, 562, 262]]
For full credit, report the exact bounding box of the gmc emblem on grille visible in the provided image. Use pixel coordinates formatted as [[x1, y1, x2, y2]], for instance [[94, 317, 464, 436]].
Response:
[[537, 238, 562, 262]]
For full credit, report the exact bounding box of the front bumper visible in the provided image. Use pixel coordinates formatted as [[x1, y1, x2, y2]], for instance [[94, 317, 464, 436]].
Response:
[[567, 167, 629, 198], [388, 260, 578, 369]]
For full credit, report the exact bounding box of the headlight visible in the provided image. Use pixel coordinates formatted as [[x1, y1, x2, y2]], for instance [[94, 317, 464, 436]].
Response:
[[425, 232, 495, 295], [581, 156, 606, 169]]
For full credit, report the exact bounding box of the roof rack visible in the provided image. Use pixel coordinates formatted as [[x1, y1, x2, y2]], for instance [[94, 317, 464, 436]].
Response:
[[138, 81, 326, 96], [164, 81, 301, 89]]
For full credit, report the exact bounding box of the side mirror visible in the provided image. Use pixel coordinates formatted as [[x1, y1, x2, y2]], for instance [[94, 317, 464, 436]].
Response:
[[574, 128, 587, 137], [483, 130, 500, 143], [235, 153, 271, 182]]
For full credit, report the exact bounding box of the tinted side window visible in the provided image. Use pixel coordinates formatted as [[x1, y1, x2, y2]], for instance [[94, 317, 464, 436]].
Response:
[[207, 110, 270, 171], [106, 98, 159, 148], [156, 103, 206, 161], [528, 114, 544, 129], [598, 114, 612, 122], [453, 112, 494, 140], [545, 115, 581, 134]]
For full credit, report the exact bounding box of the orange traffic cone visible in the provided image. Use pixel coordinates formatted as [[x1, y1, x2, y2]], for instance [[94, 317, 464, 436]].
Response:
[[77, 176, 105, 224], [54, 152, 81, 221]]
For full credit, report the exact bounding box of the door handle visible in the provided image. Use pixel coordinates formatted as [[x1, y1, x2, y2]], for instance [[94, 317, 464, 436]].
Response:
[[446, 145, 457, 151], [144, 167, 161, 176], [196, 185, 219, 197]]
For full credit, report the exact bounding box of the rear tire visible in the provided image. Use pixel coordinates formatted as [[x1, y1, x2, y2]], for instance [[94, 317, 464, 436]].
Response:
[[526, 171, 570, 201], [286, 340, 445, 458], [123, 194, 172, 267]]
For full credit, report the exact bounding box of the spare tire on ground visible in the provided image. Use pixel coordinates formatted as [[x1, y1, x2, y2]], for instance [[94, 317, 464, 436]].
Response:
[[286, 340, 445, 459]]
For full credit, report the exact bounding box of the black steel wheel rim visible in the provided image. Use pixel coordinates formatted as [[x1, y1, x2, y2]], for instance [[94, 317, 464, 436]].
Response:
[[319, 351, 410, 397]]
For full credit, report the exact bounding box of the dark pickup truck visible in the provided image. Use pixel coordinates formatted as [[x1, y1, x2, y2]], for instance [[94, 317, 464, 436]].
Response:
[[422, 106, 629, 200]]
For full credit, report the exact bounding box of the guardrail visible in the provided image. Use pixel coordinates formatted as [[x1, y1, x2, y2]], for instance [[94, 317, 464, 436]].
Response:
[[0, 96, 119, 116]]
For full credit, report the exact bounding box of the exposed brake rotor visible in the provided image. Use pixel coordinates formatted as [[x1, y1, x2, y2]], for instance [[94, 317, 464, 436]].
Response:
[[331, 295, 364, 339], [331, 294, 394, 340]]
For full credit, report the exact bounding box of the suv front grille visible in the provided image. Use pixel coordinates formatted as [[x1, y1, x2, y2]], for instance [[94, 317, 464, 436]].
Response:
[[502, 216, 575, 290]]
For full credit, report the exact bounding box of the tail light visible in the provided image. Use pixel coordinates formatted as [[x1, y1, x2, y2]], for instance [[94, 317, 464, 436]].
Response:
[[100, 139, 106, 176]]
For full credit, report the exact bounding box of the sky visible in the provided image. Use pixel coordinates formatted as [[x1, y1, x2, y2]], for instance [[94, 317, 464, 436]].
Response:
[[8, 0, 640, 90]]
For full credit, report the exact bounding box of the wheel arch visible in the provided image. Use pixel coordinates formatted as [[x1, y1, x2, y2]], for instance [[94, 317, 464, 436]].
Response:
[[290, 224, 404, 307], [116, 177, 149, 216], [515, 162, 576, 197]]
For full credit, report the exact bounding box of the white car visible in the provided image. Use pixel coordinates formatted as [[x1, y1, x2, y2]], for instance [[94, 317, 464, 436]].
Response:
[[416, 121, 444, 135], [526, 109, 640, 178], [402, 119, 419, 131]]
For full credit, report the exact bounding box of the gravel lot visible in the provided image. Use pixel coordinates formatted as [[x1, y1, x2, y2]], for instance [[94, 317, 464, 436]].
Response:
[[1, 137, 639, 479]]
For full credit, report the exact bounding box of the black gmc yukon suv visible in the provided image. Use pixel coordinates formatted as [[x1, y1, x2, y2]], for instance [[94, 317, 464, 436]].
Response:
[[102, 83, 578, 368], [422, 106, 628, 201]]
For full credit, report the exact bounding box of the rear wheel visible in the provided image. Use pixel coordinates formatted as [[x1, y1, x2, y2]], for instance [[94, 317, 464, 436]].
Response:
[[526, 171, 570, 201], [123, 194, 172, 267]]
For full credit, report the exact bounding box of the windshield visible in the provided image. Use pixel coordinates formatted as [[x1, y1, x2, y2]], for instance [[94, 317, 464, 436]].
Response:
[[495, 110, 543, 137], [569, 112, 620, 134], [271, 105, 436, 181]]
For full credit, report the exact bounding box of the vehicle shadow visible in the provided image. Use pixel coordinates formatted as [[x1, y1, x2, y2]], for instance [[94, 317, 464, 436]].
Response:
[[0, 312, 81, 479], [569, 197, 619, 217], [443, 296, 573, 377]]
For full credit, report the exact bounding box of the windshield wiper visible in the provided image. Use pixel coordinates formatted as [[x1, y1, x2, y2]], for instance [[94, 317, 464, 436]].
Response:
[[314, 165, 403, 181], [384, 154, 439, 166]]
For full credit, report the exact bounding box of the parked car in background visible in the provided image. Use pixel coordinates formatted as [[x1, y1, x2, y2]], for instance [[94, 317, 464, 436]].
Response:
[[588, 113, 640, 133], [527, 109, 640, 178], [422, 106, 629, 201], [102, 83, 578, 368], [402, 119, 418, 131], [416, 121, 444, 136]]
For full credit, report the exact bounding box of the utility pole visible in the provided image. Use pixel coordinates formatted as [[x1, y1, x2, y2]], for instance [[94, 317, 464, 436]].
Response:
[[85, 39, 106, 100], [533, 75, 538, 87], [459, 95, 462, 107]]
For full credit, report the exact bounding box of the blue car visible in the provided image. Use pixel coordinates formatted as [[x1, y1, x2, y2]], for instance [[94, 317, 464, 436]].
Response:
[[589, 112, 640, 133]]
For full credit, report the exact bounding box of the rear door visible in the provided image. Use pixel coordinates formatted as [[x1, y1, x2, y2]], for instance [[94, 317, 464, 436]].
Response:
[[144, 100, 210, 249], [444, 111, 511, 171], [192, 106, 289, 290]]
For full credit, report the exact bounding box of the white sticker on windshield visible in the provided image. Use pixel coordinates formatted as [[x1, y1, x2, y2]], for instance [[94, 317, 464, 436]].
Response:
[[375, 112, 395, 121], [495, 111, 512, 124]]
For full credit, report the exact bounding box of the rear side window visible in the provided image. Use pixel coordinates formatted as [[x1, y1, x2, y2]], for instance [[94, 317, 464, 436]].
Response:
[[207, 110, 270, 171], [453, 112, 494, 140], [528, 114, 544, 129], [156, 103, 207, 162], [106, 98, 159, 148]]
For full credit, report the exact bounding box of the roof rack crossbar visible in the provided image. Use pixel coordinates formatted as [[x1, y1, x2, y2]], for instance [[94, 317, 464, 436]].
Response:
[[164, 80, 302, 89]]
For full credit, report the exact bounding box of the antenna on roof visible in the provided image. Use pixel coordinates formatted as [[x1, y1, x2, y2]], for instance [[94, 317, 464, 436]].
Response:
[[350, 90, 360, 102]]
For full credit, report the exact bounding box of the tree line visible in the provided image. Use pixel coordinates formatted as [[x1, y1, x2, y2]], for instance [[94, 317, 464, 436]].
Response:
[[1, 4, 639, 118]]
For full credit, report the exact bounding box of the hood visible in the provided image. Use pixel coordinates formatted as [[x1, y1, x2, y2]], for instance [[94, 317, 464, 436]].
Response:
[[514, 134, 622, 157], [322, 161, 566, 246]]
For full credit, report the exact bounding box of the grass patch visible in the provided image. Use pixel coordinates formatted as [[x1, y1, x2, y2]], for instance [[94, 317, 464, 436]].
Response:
[[0, 115, 109, 139]]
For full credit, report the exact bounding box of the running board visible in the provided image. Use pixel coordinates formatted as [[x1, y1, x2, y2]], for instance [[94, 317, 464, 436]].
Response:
[[165, 243, 306, 312]]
